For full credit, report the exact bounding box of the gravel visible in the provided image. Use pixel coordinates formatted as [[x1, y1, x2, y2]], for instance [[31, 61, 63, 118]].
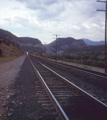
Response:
[[0, 55, 26, 120], [4, 57, 53, 120]]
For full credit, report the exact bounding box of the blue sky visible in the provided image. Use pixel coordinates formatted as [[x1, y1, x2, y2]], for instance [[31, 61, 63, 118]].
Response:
[[0, 0, 106, 43]]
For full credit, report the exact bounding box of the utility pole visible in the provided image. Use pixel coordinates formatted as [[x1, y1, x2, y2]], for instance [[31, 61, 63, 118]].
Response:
[[43, 42, 47, 58], [53, 34, 60, 61], [97, 0, 107, 73]]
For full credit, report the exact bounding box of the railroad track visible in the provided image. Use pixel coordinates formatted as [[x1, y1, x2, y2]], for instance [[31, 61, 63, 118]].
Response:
[[31, 55, 107, 94], [28, 55, 107, 120], [30, 55, 107, 79], [34, 77, 59, 120]]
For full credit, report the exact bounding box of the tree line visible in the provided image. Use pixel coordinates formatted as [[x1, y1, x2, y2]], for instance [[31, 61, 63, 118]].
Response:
[[48, 54, 105, 68]]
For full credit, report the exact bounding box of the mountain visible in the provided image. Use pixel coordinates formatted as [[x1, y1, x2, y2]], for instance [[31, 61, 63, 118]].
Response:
[[3, 28, 105, 56], [18, 37, 41, 45], [0, 29, 18, 42], [0, 28, 44, 53], [46, 37, 87, 55], [82, 38, 105, 45], [17, 37, 44, 53], [0, 37, 23, 57]]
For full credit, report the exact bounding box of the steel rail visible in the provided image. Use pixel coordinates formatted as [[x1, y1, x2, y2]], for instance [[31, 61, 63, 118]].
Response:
[[28, 56, 69, 120], [56, 62, 107, 79], [43, 58, 107, 79], [34, 59, 107, 108], [30, 55, 107, 79]]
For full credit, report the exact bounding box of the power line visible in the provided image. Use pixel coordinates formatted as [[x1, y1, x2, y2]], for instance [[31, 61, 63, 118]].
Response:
[[97, 0, 107, 73]]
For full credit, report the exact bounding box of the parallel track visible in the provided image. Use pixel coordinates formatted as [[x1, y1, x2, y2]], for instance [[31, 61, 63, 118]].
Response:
[[30, 55, 107, 93], [29, 55, 107, 120], [32, 56, 107, 79]]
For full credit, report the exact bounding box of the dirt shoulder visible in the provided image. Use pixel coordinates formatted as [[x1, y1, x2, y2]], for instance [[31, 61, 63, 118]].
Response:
[[0, 55, 26, 119]]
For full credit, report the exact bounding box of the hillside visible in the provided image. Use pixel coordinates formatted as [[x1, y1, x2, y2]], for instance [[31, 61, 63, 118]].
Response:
[[0, 29, 18, 42], [1, 28, 105, 56], [18, 37, 42, 45], [46, 37, 87, 55], [53, 45, 105, 68], [63, 45, 104, 57], [0, 37, 23, 58], [18, 37, 44, 53], [0, 29, 44, 53]]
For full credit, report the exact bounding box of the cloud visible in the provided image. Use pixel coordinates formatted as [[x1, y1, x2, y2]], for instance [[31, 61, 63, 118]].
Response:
[[16, 0, 58, 10], [15, 0, 105, 23], [0, 0, 106, 43], [15, 0, 69, 21]]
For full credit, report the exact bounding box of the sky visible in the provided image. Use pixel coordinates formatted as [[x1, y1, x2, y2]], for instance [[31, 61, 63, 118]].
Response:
[[0, 0, 106, 43]]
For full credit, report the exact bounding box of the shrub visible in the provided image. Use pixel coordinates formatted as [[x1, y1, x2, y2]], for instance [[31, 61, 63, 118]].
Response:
[[97, 61, 105, 68], [0, 49, 2, 57]]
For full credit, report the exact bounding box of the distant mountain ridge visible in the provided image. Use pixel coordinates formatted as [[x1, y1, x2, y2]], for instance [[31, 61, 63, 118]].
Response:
[[82, 38, 105, 45], [0, 28, 105, 55], [0, 28, 44, 53]]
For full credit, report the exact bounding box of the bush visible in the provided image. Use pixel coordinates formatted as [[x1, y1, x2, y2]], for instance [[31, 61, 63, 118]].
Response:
[[65, 55, 73, 59], [0, 49, 2, 57], [83, 55, 90, 60], [97, 61, 105, 68]]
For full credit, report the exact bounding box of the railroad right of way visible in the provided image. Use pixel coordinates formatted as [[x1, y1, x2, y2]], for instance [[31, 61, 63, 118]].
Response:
[[29, 55, 107, 120], [30, 55, 107, 105], [3, 55, 107, 120]]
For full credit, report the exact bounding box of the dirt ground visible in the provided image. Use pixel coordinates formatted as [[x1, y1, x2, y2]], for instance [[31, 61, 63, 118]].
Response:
[[0, 55, 26, 119], [5, 57, 45, 120]]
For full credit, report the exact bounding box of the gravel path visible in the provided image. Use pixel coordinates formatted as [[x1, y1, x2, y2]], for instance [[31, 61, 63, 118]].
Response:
[[0, 55, 26, 119], [4, 57, 45, 120]]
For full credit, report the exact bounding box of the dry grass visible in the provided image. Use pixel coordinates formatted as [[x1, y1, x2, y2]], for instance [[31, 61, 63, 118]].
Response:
[[0, 40, 24, 63], [0, 39, 23, 62], [0, 57, 16, 63]]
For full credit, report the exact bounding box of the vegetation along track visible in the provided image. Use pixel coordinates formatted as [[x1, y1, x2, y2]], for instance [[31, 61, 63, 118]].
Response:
[[29, 55, 107, 120]]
